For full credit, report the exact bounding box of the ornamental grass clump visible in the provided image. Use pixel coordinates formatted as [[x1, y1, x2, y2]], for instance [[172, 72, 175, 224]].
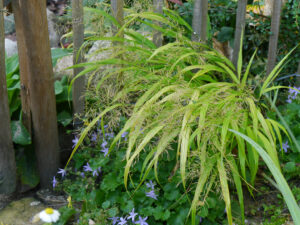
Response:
[[69, 8, 300, 225]]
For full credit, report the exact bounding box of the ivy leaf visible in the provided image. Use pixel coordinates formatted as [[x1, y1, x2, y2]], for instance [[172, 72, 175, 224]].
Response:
[[11, 120, 31, 145], [53, 206, 76, 225], [108, 207, 118, 217], [55, 80, 64, 95], [167, 208, 189, 225], [102, 200, 111, 209], [153, 206, 171, 220], [284, 162, 297, 173], [57, 111, 72, 127], [121, 200, 134, 213], [100, 173, 122, 191], [164, 189, 180, 201]]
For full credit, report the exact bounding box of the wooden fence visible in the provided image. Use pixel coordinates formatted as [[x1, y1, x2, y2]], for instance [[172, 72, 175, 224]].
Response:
[[0, 0, 299, 193]]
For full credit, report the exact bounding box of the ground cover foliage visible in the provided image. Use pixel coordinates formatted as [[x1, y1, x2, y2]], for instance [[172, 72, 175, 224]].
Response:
[[4, 48, 73, 188], [62, 3, 300, 224]]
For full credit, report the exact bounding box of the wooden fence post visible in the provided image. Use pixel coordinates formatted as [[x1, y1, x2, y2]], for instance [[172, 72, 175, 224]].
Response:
[[296, 61, 300, 85], [0, 0, 17, 194], [111, 0, 124, 37], [11, 0, 60, 188], [11, 0, 32, 134], [266, 0, 282, 75], [232, 0, 247, 68], [153, 0, 164, 47], [192, 0, 208, 42], [72, 0, 85, 127]]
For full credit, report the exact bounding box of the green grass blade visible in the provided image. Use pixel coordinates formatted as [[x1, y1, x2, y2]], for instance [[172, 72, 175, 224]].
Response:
[[65, 104, 121, 168], [241, 49, 257, 88], [218, 158, 232, 225], [229, 129, 300, 224], [260, 45, 298, 97]]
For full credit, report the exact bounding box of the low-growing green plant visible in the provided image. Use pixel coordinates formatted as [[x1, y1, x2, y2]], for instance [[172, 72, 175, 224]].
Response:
[[58, 124, 227, 224], [69, 8, 300, 225], [5, 48, 73, 188], [5, 48, 73, 145]]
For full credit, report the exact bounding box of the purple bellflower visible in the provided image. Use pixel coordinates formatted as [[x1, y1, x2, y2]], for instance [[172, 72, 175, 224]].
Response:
[[146, 190, 158, 200], [52, 176, 57, 188], [128, 208, 138, 222], [83, 162, 93, 172], [101, 140, 108, 148], [91, 132, 98, 142], [109, 217, 119, 225], [118, 217, 127, 225], [146, 180, 155, 190], [72, 136, 79, 149], [101, 148, 109, 157], [282, 141, 289, 153], [107, 132, 115, 139], [57, 168, 67, 178], [135, 216, 148, 225], [93, 167, 101, 177], [121, 131, 128, 141]]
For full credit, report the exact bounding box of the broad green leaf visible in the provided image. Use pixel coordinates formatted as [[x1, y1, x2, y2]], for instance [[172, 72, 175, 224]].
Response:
[[229, 129, 300, 224], [54, 80, 64, 95], [57, 111, 72, 127], [11, 120, 31, 145]]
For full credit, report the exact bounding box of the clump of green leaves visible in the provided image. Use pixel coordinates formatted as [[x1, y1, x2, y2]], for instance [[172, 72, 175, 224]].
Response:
[[60, 128, 227, 224], [70, 8, 300, 225]]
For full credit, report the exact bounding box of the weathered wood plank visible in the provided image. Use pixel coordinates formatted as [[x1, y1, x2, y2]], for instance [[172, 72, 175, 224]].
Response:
[[72, 0, 85, 127], [11, 0, 60, 188], [232, 0, 247, 68], [192, 0, 208, 42], [111, 0, 124, 37], [153, 0, 163, 47], [0, 0, 16, 194], [11, 0, 31, 134], [266, 0, 282, 75]]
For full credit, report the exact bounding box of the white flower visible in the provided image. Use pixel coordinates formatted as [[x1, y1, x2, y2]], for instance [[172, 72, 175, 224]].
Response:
[[39, 208, 60, 223]]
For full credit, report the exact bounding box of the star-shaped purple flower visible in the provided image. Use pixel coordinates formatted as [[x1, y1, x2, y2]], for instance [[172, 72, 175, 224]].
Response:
[[146, 180, 155, 190], [91, 132, 98, 142], [128, 208, 138, 222], [93, 167, 101, 177], [57, 168, 67, 178], [121, 131, 128, 141], [118, 217, 127, 225], [101, 147, 109, 157], [101, 139, 108, 148], [109, 217, 119, 225], [52, 176, 57, 188], [83, 162, 93, 172], [146, 190, 158, 200], [282, 141, 289, 153], [135, 216, 148, 225], [107, 132, 115, 139], [72, 136, 79, 149]]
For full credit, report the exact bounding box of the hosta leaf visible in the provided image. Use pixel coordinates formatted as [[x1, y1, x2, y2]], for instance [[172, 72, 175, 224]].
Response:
[[11, 120, 31, 145]]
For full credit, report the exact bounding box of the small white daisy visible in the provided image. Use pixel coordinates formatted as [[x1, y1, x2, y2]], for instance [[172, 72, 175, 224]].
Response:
[[39, 208, 60, 223]]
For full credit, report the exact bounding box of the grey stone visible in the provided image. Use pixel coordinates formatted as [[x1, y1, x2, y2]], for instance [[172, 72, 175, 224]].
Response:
[[0, 197, 47, 225], [87, 39, 112, 62], [5, 38, 18, 57], [47, 9, 60, 48], [53, 54, 73, 79], [4, 10, 60, 51], [4, 14, 15, 35]]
